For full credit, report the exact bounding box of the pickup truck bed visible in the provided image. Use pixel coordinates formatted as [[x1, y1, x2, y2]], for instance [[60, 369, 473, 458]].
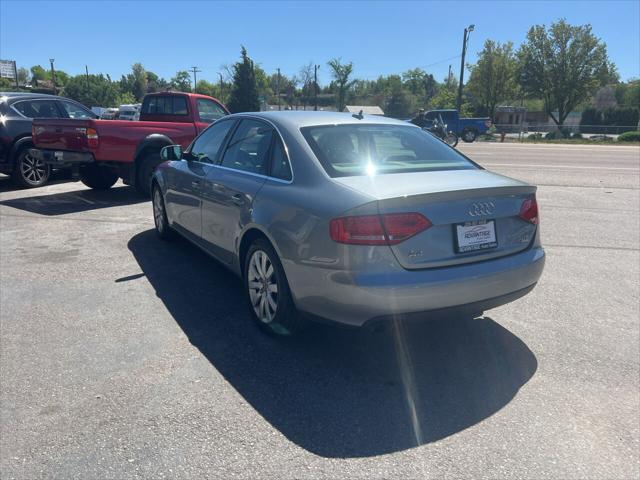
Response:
[[32, 92, 228, 195]]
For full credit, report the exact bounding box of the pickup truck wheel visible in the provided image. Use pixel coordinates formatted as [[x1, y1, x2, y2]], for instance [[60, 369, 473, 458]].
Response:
[[12, 147, 51, 188], [462, 129, 477, 143], [79, 164, 119, 190], [137, 151, 162, 197]]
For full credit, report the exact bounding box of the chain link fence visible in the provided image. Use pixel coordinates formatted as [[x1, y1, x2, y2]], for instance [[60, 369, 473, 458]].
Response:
[[491, 123, 640, 140]]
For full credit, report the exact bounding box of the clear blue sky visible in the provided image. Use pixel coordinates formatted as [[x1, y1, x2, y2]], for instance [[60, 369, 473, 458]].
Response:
[[1, 0, 639, 85]]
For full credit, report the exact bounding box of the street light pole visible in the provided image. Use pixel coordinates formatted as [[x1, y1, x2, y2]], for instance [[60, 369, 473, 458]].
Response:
[[49, 58, 57, 95], [218, 72, 224, 103], [276, 68, 281, 111], [314, 64, 320, 111], [456, 24, 474, 112]]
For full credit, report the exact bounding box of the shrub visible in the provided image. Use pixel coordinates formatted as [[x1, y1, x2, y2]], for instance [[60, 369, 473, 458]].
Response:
[[618, 131, 640, 142], [528, 133, 543, 140], [545, 130, 571, 140], [571, 132, 583, 139]]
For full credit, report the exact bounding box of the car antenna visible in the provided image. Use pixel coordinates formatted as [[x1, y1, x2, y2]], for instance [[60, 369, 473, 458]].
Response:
[[352, 109, 364, 120]]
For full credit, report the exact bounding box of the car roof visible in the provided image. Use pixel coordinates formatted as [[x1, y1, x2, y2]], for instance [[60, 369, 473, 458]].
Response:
[[1, 92, 58, 99], [230, 111, 418, 130]]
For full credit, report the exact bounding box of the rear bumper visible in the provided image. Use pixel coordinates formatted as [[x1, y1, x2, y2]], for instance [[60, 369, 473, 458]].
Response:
[[30, 148, 94, 167], [293, 246, 545, 327]]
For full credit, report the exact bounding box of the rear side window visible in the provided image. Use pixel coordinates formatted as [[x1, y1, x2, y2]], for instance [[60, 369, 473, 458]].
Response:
[[60, 101, 96, 119], [197, 99, 227, 123], [220, 119, 273, 175], [142, 96, 188, 115], [301, 124, 476, 177], [13, 100, 61, 118], [270, 138, 292, 181]]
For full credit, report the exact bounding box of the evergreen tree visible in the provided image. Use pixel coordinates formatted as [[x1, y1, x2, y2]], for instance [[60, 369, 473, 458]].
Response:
[[227, 46, 260, 113]]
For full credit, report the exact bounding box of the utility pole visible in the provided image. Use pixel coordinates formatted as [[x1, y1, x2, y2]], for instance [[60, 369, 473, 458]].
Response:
[[218, 72, 224, 102], [314, 64, 320, 111], [85, 65, 89, 92], [190, 66, 201, 93], [456, 24, 474, 112], [276, 68, 281, 111], [447, 64, 452, 87], [49, 58, 57, 95]]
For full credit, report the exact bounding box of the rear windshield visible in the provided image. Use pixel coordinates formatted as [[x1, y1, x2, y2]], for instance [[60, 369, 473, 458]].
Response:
[[142, 96, 188, 115], [301, 124, 476, 177]]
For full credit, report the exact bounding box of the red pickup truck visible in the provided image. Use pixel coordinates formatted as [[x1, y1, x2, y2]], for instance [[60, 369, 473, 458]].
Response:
[[31, 92, 228, 195]]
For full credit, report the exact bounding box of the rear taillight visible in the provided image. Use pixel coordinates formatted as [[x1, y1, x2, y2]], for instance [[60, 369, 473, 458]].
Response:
[[519, 197, 539, 225], [86, 127, 99, 148], [330, 213, 432, 245]]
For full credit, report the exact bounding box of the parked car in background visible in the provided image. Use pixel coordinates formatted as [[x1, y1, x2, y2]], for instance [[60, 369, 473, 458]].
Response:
[[421, 109, 491, 142], [118, 103, 141, 121], [31, 92, 229, 195], [99, 108, 119, 120], [0, 92, 97, 187], [151, 111, 544, 334]]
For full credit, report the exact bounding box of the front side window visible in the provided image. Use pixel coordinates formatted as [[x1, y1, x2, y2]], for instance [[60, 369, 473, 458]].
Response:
[[220, 119, 273, 175], [301, 124, 476, 178], [60, 101, 96, 119], [13, 100, 61, 118], [189, 119, 235, 164], [197, 99, 228, 123]]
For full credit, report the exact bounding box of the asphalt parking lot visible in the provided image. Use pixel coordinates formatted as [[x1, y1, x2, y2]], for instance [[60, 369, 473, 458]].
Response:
[[1, 142, 638, 479]]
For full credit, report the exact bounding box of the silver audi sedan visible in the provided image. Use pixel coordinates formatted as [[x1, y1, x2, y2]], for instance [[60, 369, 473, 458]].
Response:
[[151, 111, 544, 333]]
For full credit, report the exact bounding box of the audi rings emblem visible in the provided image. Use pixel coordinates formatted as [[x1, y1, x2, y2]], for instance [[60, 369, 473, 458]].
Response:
[[468, 201, 495, 216]]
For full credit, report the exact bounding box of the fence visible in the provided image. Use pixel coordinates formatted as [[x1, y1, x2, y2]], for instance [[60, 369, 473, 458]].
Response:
[[493, 123, 640, 138]]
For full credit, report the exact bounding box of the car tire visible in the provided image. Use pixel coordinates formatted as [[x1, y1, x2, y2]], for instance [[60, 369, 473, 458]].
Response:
[[79, 164, 119, 190], [243, 239, 303, 335], [152, 183, 175, 240], [445, 132, 459, 147], [11, 147, 51, 188], [136, 151, 162, 197], [462, 129, 477, 143]]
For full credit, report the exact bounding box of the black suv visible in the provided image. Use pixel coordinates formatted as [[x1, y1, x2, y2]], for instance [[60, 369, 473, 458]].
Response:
[[0, 92, 97, 188]]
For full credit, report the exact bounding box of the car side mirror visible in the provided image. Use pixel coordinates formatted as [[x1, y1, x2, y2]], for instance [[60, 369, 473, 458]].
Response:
[[160, 144, 183, 161]]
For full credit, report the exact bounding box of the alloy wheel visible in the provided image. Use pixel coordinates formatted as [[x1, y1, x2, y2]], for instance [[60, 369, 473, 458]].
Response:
[[20, 152, 48, 185], [153, 188, 165, 233], [247, 250, 279, 324]]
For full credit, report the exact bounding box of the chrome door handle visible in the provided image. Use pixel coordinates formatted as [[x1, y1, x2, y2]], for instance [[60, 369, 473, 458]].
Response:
[[191, 180, 200, 189], [231, 194, 244, 206]]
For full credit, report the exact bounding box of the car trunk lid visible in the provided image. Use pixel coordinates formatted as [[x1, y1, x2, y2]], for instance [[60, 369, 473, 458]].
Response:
[[333, 170, 538, 269]]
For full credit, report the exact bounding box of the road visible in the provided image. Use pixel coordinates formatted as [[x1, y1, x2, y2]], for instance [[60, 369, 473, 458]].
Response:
[[1, 143, 639, 479]]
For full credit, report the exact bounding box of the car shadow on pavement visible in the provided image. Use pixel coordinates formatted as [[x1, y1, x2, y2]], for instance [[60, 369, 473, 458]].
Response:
[[0, 185, 146, 215], [128, 229, 538, 458], [0, 171, 73, 193]]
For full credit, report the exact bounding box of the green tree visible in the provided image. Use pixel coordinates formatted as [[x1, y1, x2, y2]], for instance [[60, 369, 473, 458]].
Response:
[[17, 67, 30, 86], [466, 40, 517, 120], [0, 77, 13, 91], [195, 79, 215, 97], [30, 65, 48, 82], [129, 63, 147, 100], [615, 79, 640, 108], [62, 74, 122, 107], [327, 58, 354, 111], [170, 70, 192, 92], [517, 19, 617, 127], [227, 46, 260, 113]]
